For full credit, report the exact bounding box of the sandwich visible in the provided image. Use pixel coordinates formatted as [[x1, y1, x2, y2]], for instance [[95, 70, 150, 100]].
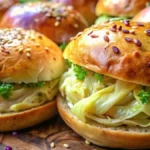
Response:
[[0, 2, 88, 50], [57, 20, 150, 149], [95, 0, 148, 24], [0, 28, 65, 131]]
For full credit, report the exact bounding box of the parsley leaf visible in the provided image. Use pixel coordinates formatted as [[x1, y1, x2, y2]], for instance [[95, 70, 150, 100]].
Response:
[[59, 43, 68, 51], [65, 59, 72, 67], [19, 0, 40, 3], [138, 90, 150, 104], [0, 83, 14, 99], [94, 73, 104, 82], [73, 65, 87, 80], [23, 81, 45, 88]]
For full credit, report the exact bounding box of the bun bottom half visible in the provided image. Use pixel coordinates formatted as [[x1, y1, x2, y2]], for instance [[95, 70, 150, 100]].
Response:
[[57, 95, 150, 149], [0, 99, 57, 132]]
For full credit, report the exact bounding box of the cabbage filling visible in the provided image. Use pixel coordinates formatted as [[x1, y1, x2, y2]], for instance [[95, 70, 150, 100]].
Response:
[[0, 79, 59, 113], [60, 63, 150, 127]]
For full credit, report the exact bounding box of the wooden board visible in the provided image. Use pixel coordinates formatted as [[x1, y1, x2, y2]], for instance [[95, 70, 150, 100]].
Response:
[[0, 115, 117, 150]]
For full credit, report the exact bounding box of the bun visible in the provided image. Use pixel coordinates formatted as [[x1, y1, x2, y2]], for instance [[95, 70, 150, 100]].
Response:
[[133, 7, 150, 22], [51, 0, 98, 25], [0, 28, 65, 83], [96, 0, 147, 17], [64, 21, 150, 86], [0, 0, 18, 20], [0, 2, 88, 44], [0, 100, 57, 131], [57, 95, 150, 149]]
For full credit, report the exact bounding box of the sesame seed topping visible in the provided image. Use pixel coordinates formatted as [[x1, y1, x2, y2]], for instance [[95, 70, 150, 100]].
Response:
[[129, 29, 135, 34], [50, 142, 55, 148], [26, 52, 31, 57], [145, 29, 150, 36], [45, 47, 49, 51], [125, 37, 132, 42], [74, 24, 79, 28], [137, 22, 144, 27], [122, 29, 129, 34], [112, 46, 120, 54], [18, 48, 23, 53], [34, 18, 39, 23], [109, 27, 116, 32], [106, 31, 109, 35], [133, 51, 140, 57], [132, 26, 137, 29], [103, 35, 109, 42], [38, 34, 42, 39], [25, 48, 31, 52], [63, 144, 70, 148], [35, 44, 40, 47], [112, 24, 117, 29], [54, 21, 60, 26], [91, 34, 99, 38], [124, 20, 130, 26], [85, 140, 90, 145], [88, 31, 93, 36], [133, 39, 142, 47]]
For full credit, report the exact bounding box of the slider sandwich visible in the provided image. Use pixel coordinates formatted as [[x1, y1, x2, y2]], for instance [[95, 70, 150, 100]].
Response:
[[0, 28, 65, 131], [0, 2, 88, 51], [95, 0, 147, 24], [57, 20, 150, 149]]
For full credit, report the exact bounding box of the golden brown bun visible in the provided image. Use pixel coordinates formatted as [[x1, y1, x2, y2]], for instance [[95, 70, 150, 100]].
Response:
[[51, 0, 98, 25], [133, 7, 150, 22], [0, 0, 18, 21], [96, 0, 147, 17], [64, 21, 150, 86], [0, 2, 88, 44], [57, 95, 150, 149], [0, 100, 57, 132], [0, 28, 65, 83]]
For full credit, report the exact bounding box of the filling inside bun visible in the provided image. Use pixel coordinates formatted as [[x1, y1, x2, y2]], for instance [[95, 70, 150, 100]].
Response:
[[0, 79, 59, 113], [60, 61, 150, 127]]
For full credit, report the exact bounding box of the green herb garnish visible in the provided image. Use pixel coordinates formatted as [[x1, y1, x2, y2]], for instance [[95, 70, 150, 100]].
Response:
[[23, 81, 45, 88], [19, 0, 41, 3], [59, 43, 68, 51], [0, 83, 14, 99], [73, 65, 87, 80], [65, 59, 72, 67], [138, 90, 150, 104], [94, 73, 104, 82]]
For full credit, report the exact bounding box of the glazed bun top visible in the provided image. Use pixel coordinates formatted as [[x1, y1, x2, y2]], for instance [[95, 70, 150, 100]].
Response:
[[0, 0, 18, 20], [51, 0, 98, 25], [133, 7, 150, 22], [96, 0, 147, 17], [64, 21, 150, 86], [0, 2, 88, 44], [0, 28, 65, 83]]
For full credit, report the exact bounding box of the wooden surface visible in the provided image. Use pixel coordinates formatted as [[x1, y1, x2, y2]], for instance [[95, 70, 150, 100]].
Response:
[[0, 115, 118, 150]]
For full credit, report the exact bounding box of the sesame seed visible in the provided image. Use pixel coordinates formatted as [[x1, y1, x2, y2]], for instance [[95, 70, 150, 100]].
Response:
[[50, 142, 55, 148], [90, 34, 99, 38], [18, 48, 23, 53], [129, 29, 135, 34], [106, 31, 109, 35], [132, 26, 137, 29], [38, 35, 42, 39], [137, 22, 144, 27], [145, 29, 150, 36], [112, 24, 117, 29], [63, 144, 70, 148], [56, 16, 61, 20], [25, 48, 31, 52], [45, 13, 51, 17], [124, 20, 130, 26], [109, 27, 116, 32], [54, 21, 60, 26], [74, 24, 79, 28], [67, 6, 73, 11], [133, 51, 140, 57], [125, 37, 132, 42], [35, 44, 40, 47], [103, 35, 109, 42], [133, 39, 142, 47], [112, 46, 120, 54], [45, 47, 49, 51], [34, 18, 39, 23], [88, 31, 93, 36], [26, 52, 31, 57], [85, 140, 90, 145], [122, 29, 129, 34]]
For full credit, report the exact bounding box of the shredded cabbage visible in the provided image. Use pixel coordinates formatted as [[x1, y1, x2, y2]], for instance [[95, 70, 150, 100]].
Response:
[[60, 67, 150, 127]]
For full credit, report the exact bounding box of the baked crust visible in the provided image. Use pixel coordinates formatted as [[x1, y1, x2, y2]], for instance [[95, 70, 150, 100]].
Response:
[[133, 7, 150, 22], [0, 2, 88, 44], [64, 21, 150, 86], [95, 0, 147, 17], [0, 0, 18, 21], [57, 94, 150, 149], [0, 100, 57, 132], [0, 28, 65, 83], [51, 0, 98, 25]]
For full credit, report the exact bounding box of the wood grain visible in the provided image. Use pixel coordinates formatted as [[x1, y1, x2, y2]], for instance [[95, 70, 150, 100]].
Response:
[[0, 115, 118, 150]]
